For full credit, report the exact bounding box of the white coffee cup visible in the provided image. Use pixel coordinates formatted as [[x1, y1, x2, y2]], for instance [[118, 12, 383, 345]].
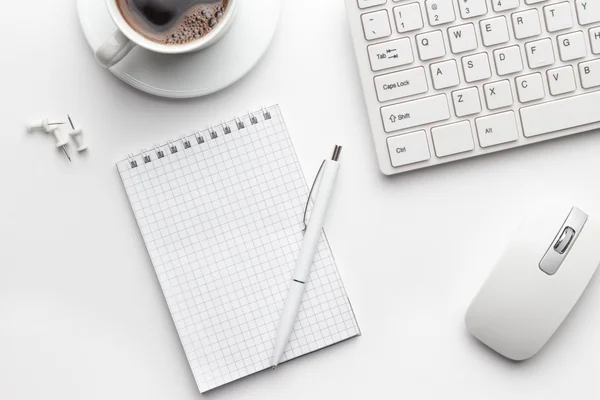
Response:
[[95, 0, 238, 68]]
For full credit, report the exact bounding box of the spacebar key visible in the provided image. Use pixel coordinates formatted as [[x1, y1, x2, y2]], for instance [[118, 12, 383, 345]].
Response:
[[381, 94, 450, 133], [520, 91, 600, 137]]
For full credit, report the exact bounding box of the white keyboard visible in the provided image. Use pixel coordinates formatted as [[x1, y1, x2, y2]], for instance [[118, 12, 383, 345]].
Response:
[[345, 0, 600, 175]]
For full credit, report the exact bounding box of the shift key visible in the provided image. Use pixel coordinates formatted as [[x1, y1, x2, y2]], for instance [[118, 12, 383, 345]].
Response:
[[381, 94, 450, 133]]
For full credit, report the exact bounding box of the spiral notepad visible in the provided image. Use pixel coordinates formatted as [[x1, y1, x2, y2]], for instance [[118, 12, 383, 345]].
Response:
[[116, 105, 360, 392]]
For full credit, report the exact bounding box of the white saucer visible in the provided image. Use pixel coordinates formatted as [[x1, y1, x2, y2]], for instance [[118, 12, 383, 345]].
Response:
[[77, 0, 280, 98]]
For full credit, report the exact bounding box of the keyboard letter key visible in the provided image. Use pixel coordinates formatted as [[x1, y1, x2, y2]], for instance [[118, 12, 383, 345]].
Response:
[[387, 130, 431, 167], [493, 45, 524, 76], [579, 59, 600, 89], [557, 31, 587, 61], [547, 65, 576, 95], [462, 52, 492, 82], [448, 23, 478, 54], [475, 111, 519, 147], [525, 38, 555, 69], [515, 73, 545, 102], [544, 2, 573, 32], [590, 27, 600, 54], [430, 60, 460, 89], [575, 0, 600, 25], [480, 16, 510, 46], [452, 87, 482, 117], [512, 9, 542, 39], [416, 30, 447, 60], [484, 80, 514, 110], [381, 94, 450, 133]]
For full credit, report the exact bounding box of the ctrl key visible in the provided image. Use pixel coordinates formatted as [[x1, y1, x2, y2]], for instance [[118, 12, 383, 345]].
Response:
[[387, 130, 431, 167]]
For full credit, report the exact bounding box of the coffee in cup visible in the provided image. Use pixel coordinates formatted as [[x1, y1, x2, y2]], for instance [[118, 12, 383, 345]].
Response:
[[116, 0, 230, 45]]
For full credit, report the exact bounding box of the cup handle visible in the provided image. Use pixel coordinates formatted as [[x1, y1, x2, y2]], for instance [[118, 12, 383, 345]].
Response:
[[95, 30, 136, 68]]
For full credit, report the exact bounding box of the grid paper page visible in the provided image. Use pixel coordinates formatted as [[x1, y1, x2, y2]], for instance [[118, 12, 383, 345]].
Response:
[[116, 106, 360, 392]]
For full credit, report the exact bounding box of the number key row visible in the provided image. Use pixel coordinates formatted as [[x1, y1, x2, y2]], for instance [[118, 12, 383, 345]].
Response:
[[361, 1, 600, 42]]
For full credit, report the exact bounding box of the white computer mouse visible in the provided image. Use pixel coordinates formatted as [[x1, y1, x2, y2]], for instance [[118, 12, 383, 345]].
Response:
[[465, 204, 600, 361]]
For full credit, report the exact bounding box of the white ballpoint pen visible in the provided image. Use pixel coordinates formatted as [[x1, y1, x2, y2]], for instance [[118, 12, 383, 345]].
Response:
[[271, 145, 343, 368]]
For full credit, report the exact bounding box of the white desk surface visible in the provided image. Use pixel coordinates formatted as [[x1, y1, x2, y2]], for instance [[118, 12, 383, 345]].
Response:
[[3, 0, 600, 399]]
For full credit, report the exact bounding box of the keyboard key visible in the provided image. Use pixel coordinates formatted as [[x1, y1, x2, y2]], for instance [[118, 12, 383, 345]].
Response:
[[512, 9, 542, 39], [458, 0, 488, 19], [358, 0, 386, 9], [381, 94, 450, 132], [484, 80, 514, 110], [425, 0, 456, 26], [430, 60, 460, 89], [547, 66, 576, 95], [492, 0, 519, 12], [525, 0, 547, 3], [387, 130, 431, 167], [544, 2, 573, 32], [579, 59, 600, 89], [480, 16, 510, 47], [452, 87, 482, 117], [590, 27, 600, 54], [525, 38, 555, 69], [575, 0, 600, 25], [557, 31, 587, 61], [516, 73, 545, 102], [520, 90, 600, 137], [374, 67, 428, 102], [448, 23, 478, 54], [494, 45, 524, 76], [368, 38, 414, 71], [431, 121, 475, 157], [475, 111, 519, 147], [416, 30, 446, 60], [361, 10, 392, 40], [462, 52, 492, 83], [393, 3, 424, 33]]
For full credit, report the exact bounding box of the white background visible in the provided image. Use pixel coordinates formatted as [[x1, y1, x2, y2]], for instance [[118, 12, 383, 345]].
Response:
[[2, 0, 600, 399]]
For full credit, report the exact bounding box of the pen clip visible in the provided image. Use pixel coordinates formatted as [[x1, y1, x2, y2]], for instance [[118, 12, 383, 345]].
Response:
[[302, 160, 326, 232], [302, 145, 343, 232]]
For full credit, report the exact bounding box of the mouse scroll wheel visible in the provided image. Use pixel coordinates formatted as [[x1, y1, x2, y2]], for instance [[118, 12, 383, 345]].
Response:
[[554, 227, 576, 254]]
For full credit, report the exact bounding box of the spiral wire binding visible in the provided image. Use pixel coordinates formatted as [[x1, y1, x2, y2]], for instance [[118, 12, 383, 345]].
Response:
[[128, 154, 138, 169], [262, 106, 272, 120], [222, 122, 232, 135], [142, 149, 151, 164], [155, 145, 165, 159], [128, 106, 274, 169], [249, 112, 258, 125], [209, 125, 218, 140]]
